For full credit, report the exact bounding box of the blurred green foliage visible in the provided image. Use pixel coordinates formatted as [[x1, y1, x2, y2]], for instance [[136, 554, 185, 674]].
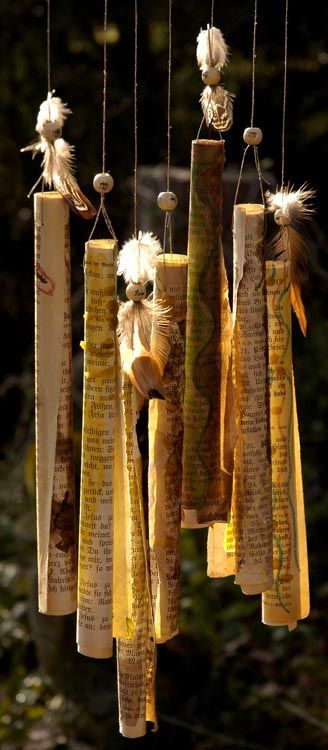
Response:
[[0, 0, 328, 748]]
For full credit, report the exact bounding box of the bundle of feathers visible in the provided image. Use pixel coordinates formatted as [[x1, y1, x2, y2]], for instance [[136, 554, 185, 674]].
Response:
[[21, 92, 96, 219], [117, 232, 171, 400], [266, 185, 315, 336], [196, 26, 235, 132]]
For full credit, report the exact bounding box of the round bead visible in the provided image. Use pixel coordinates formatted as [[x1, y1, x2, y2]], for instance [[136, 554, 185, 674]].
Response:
[[243, 127, 263, 146], [201, 67, 221, 86], [274, 208, 291, 226], [157, 191, 178, 212], [40, 121, 62, 141], [126, 282, 147, 301], [93, 172, 114, 194]]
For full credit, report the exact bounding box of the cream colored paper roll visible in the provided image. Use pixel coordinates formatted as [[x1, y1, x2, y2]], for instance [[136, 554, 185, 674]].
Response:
[[208, 204, 273, 594], [182, 139, 233, 528], [262, 260, 310, 628], [34, 192, 77, 615], [148, 253, 188, 643], [77, 239, 118, 658]]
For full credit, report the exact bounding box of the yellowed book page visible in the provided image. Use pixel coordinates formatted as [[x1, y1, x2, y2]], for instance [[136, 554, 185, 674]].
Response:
[[117, 379, 157, 738], [148, 253, 188, 643], [77, 239, 118, 658], [232, 204, 273, 594], [262, 260, 310, 628], [34, 192, 77, 615], [208, 204, 272, 587], [207, 518, 236, 578], [112, 348, 132, 639], [182, 139, 233, 527]]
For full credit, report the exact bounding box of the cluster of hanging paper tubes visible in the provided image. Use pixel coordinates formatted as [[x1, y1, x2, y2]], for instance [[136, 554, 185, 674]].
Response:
[[22, 0, 314, 738]]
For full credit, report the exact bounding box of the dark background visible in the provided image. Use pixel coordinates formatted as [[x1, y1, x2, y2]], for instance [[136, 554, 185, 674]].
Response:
[[0, 1, 328, 748]]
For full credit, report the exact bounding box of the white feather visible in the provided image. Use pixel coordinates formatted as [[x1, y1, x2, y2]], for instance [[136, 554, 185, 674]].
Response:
[[21, 93, 95, 218], [36, 92, 71, 132], [117, 295, 171, 395], [117, 231, 163, 284], [197, 27, 228, 71], [266, 185, 315, 224]]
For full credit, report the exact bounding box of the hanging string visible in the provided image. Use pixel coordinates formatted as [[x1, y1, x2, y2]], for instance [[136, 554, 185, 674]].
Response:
[[166, 0, 172, 193], [233, 0, 264, 207], [102, 0, 108, 174], [47, 0, 51, 93], [133, 0, 138, 236], [163, 0, 173, 255], [89, 0, 117, 241], [210, 0, 215, 27], [281, 0, 288, 188], [250, 0, 258, 127]]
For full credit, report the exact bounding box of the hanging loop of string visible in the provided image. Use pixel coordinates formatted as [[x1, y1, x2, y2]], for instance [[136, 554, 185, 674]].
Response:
[[233, 0, 264, 207], [281, 0, 288, 188], [88, 0, 117, 242]]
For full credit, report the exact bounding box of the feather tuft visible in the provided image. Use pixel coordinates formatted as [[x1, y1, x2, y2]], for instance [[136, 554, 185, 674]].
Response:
[[21, 92, 96, 219], [265, 218, 311, 337], [197, 27, 228, 70], [117, 232, 162, 284], [36, 92, 71, 133], [266, 185, 315, 226], [200, 85, 234, 132], [117, 294, 171, 398]]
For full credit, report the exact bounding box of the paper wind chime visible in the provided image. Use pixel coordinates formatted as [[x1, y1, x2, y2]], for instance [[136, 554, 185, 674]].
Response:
[[208, 0, 273, 594], [114, 0, 171, 735], [76, 0, 124, 665], [262, 0, 311, 629], [148, 0, 188, 646], [182, 18, 235, 530], [24, 0, 314, 739], [209, 0, 311, 629], [22, 2, 95, 617]]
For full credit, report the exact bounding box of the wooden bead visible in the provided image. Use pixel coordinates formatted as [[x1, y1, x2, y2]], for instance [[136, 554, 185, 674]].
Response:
[[157, 191, 178, 212], [201, 67, 221, 86], [274, 208, 291, 226], [40, 121, 62, 141], [93, 172, 114, 193], [243, 127, 263, 146], [126, 282, 147, 301]]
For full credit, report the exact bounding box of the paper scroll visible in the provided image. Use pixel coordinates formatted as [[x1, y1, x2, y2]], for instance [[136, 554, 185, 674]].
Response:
[[117, 378, 157, 738], [34, 192, 77, 615], [208, 204, 273, 594], [77, 239, 118, 658], [182, 139, 233, 528], [262, 260, 310, 629], [148, 253, 188, 643]]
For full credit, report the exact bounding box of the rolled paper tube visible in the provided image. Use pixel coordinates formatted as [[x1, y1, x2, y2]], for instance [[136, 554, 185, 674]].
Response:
[[232, 204, 273, 594], [77, 239, 118, 658], [148, 253, 188, 643], [182, 139, 233, 527], [208, 205, 273, 589], [262, 260, 310, 628], [34, 192, 77, 615], [112, 350, 133, 639], [117, 378, 157, 738]]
